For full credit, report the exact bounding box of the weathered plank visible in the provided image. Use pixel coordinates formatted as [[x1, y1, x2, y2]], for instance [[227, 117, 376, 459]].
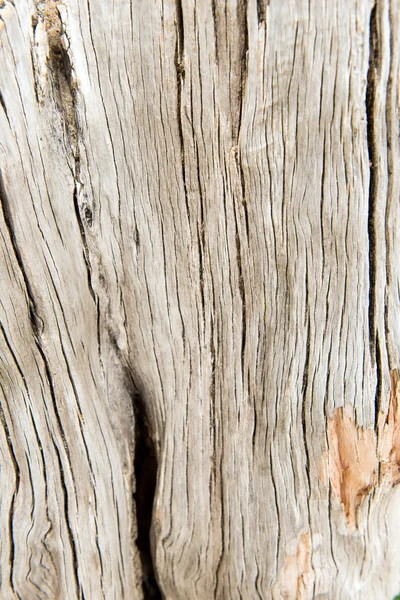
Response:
[[0, 0, 399, 598]]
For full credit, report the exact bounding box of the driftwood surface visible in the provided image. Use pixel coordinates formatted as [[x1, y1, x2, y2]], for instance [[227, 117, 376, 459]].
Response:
[[0, 0, 400, 598]]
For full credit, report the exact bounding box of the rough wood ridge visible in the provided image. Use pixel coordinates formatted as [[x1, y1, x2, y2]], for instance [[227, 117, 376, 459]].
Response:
[[0, 0, 399, 598]]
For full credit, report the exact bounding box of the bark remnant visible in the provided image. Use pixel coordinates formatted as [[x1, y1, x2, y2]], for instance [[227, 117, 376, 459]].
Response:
[[325, 369, 400, 530]]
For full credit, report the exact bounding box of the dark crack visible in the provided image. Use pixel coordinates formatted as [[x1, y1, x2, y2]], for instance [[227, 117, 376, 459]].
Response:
[[111, 336, 162, 595], [366, 3, 383, 425], [233, 1, 249, 143], [175, 0, 190, 223], [130, 383, 161, 600]]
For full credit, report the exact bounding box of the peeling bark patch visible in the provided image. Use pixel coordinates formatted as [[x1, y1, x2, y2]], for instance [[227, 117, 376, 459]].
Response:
[[273, 532, 312, 600], [325, 370, 400, 529], [33, 1, 78, 149], [378, 369, 400, 485], [37, 0, 63, 48], [32, 1, 65, 101], [327, 404, 378, 530]]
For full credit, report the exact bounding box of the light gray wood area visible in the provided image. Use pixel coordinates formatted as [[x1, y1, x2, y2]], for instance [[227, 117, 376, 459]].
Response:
[[0, 0, 399, 598]]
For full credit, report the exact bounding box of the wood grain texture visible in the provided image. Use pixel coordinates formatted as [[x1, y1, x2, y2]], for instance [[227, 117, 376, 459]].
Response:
[[0, 0, 399, 598]]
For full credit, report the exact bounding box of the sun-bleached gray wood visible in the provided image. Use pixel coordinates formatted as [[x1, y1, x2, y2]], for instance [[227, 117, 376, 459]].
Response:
[[0, 0, 399, 598]]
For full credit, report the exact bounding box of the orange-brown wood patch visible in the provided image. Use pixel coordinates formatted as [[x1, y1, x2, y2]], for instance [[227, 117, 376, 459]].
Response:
[[273, 532, 313, 600], [324, 369, 400, 529]]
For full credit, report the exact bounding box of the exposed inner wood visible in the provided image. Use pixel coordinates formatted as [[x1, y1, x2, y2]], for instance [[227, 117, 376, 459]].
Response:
[[272, 532, 313, 600], [324, 369, 400, 531]]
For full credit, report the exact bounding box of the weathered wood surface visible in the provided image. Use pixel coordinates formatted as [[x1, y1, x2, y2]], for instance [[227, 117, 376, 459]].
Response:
[[0, 0, 399, 598]]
